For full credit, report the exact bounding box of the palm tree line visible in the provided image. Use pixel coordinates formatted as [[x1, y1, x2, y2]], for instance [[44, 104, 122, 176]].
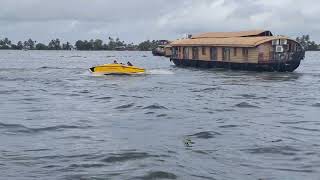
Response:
[[0, 37, 163, 51]]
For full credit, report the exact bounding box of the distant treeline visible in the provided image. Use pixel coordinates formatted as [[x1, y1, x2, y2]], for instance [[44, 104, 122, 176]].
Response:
[[296, 35, 320, 51], [1, 35, 319, 51], [0, 37, 163, 51]]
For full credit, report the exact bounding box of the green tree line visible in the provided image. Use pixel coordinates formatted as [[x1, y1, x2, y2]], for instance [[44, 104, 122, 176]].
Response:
[[296, 35, 319, 51], [0, 37, 165, 51], [3, 35, 318, 51]]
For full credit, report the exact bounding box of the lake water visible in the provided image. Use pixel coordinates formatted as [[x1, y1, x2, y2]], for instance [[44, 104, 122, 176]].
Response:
[[0, 50, 320, 180]]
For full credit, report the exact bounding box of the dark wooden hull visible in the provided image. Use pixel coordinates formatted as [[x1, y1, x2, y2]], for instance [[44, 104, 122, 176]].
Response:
[[171, 58, 301, 72], [152, 49, 165, 56]]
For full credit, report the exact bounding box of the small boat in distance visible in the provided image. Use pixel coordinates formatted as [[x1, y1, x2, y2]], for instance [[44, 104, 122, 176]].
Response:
[[89, 63, 145, 75], [152, 40, 171, 56]]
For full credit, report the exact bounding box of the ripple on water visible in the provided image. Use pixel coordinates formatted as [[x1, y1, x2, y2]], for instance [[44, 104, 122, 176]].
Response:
[[244, 146, 300, 156], [79, 90, 90, 94], [235, 102, 260, 108], [312, 103, 320, 107], [95, 96, 113, 100], [101, 152, 158, 163], [156, 114, 168, 117], [237, 94, 268, 100], [137, 171, 177, 180], [61, 135, 92, 140], [280, 121, 316, 125], [238, 94, 257, 98], [23, 148, 50, 152], [290, 126, 320, 132], [192, 150, 217, 155], [115, 103, 135, 109], [0, 122, 91, 134], [214, 109, 235, 112], [188, 131, 222, 139], [0, 90, 20, 95], [219, 125, 239, 129], [39, 66, 63, 70], [191, 87, 221, 92], [68, 163, 106, 169], [20, 97, 43, 102], [143, 104, 168, 110]]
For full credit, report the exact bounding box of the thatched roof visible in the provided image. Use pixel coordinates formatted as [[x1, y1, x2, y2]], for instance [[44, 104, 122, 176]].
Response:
[[171, 36, 292, 47], [191, 30, 273, 39]]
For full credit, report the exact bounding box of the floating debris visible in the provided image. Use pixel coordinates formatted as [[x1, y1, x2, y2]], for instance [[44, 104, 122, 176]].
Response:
[[183, 137, 195, 147]]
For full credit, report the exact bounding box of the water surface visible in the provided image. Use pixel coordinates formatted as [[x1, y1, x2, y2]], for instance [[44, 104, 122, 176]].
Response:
[[0, 50, 320, 180]]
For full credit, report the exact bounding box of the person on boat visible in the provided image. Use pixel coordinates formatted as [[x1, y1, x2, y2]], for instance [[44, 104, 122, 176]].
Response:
[[113, 60, 118, 64], [127, 61, 133, 66]]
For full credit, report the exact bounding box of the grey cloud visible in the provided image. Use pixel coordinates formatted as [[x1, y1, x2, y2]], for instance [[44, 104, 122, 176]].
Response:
[[0, 0, 320, 43], [0, 0, 183, 22]]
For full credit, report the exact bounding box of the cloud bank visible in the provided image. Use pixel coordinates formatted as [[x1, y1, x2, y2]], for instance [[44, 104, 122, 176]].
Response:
[[0, 0, 319, 43]]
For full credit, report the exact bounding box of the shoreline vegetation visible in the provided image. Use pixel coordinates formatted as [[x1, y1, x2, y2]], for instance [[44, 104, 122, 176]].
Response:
[[0, 35, 319, 51], [0, 37, 164, 51], [295, 35, 320, 51]]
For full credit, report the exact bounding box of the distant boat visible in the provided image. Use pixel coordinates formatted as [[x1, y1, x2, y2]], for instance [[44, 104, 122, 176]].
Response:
[[152, 46, 165, 56], [169, 30, 305, 72], [152, 40, 171, 57], [115, 46, 127, 51]]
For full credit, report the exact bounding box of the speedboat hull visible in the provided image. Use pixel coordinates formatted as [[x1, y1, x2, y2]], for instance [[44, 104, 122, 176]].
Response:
[[89, 64, 145, 75]]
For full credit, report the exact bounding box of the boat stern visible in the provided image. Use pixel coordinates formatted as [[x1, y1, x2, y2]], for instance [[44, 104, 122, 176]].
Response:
[[89, 67, 95, 73]]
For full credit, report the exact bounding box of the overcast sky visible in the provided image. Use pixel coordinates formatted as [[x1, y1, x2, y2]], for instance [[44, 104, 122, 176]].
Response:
[[0, 0, 319, 43]]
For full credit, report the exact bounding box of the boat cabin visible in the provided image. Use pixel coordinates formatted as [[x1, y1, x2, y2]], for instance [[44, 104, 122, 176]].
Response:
[[164, 45, 172, 57]]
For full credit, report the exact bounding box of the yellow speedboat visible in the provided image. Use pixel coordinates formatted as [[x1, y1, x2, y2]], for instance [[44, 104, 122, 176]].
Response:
[[89, 64, 145, 75]]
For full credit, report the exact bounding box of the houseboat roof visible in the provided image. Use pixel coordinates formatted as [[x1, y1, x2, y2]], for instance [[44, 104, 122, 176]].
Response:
[[171, 36, 293, 47], [191, 30, 273, 39]]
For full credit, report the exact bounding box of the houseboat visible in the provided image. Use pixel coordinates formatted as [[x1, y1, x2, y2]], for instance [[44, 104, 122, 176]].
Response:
[[169, 30, 305, 72], [152, 40, 171, 56]]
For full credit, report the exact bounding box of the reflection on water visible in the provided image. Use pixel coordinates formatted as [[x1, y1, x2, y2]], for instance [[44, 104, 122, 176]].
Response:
[[0, 50, 320, 180], [258, 72, 303, 81]]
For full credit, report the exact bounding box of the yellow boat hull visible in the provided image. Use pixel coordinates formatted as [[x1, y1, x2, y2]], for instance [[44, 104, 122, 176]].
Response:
[[89, 64, 145, 75]]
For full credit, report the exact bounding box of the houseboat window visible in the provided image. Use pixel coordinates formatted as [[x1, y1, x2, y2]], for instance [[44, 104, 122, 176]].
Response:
[[222, 48, 231, 61], [242, 48, 248, 56], [290, 43, 296, 52], [173, 47, 179, 58], [234, 48, 237, 56], [288, 43, 292, 52], [183, 47, 189, 59], [202, 47, 206, 55], [210, 47, 217, 60], [192, 47, 199, 60]]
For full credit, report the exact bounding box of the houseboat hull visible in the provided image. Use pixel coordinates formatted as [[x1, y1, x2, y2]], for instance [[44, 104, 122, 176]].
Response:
[[171, 58, 301, 72], [152, 49, 165, 56]]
